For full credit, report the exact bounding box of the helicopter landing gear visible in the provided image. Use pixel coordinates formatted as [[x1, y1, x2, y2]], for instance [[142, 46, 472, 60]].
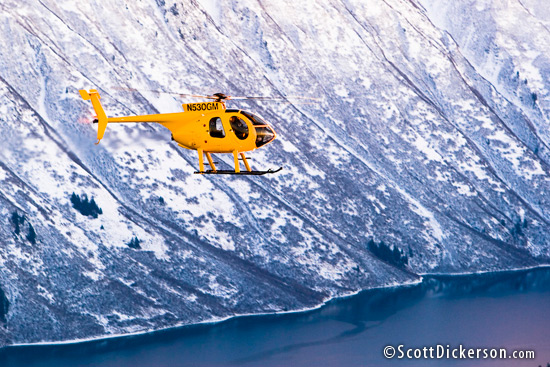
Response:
[[240, 152, 251, 172], [194, 150, 282, 175], [206, 152, 216, 172], [232, 151, 241, 173], [194, 167, 282, 175], [232, 151, 252, 173], [197, 148, 205, 173]]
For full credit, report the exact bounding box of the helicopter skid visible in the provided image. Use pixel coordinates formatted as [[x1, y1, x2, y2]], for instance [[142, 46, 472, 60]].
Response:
[[194, 167, 282, 176]]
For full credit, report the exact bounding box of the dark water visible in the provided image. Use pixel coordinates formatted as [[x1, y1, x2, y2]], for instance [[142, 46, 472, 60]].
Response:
[[1, 268, 550, 367]]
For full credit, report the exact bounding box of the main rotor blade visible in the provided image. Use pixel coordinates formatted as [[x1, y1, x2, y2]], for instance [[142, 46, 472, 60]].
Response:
[[113, 87, 320, 103], [228, 96, 321, 101], [113, 86, 211, 99]]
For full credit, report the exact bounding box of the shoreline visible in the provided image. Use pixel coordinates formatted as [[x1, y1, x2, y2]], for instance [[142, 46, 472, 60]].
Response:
[[2, 277, 422, 349], [419, 263, 550, 277], [3, 263, 549, 350]]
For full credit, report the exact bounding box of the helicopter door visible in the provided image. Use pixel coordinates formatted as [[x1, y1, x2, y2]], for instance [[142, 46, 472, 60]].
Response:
[[209, 117, 225, 138], [229, 116, 249, 140]]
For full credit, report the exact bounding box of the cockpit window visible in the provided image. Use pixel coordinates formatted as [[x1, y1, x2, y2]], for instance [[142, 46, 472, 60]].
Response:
[[240, 111, 267, 126], [240, 111, 275, 147], [255, 126, 275, 147], [209, 117, 225, 138], [229, 116, 249, 140]]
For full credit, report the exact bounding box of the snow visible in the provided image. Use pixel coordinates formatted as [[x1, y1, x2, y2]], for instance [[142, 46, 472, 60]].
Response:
[[412, 134, 443, 163], [38, 74, 51, 124], [82, 271, 102, 281], [397, 186, 445, 243], [0, 166, 6, 181], [452, 181, 475, 197], [37, 285, 55, 303], [1, 0, 550, 346], [333, 84, 349, 98]]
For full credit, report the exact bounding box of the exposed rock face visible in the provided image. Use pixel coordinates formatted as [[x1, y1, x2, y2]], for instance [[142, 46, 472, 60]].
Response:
[[0, 0, 548, 345]]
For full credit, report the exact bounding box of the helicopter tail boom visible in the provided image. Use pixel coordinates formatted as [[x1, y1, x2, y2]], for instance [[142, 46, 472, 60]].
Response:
[[79, 89, 108, 144]]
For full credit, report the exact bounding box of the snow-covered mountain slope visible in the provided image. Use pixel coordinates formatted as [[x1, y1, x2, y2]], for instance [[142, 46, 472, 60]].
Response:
[[0, 0, 549, 345]]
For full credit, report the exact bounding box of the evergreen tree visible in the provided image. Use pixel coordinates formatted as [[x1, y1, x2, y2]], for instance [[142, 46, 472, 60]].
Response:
[[26, 223, 37, 245], [89, 197, 102, 218], [10, 212, 25, 235], [80, 194, 90, 216], [0, 286, 8, 324], [367, 239, 408, 268], [71, 193, 103, 218], [392, 246, 402, 264], [11, 212, 20, 235], [127, 237, 141, 249], [70, 192, 81, 212]]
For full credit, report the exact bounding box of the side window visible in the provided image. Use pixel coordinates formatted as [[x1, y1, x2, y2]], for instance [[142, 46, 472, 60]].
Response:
[[229, 116, 249, 140], [209, 117, 225, 138]]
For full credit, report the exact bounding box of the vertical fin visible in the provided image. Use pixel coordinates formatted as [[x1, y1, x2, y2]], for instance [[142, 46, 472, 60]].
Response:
[[79, 89, 108, 144]]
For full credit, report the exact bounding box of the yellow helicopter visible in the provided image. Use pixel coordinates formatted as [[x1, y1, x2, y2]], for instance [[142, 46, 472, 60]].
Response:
[[79, 89, 283, 175]]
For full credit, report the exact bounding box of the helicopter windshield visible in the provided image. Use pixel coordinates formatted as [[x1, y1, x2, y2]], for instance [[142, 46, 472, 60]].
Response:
[[255, 126, 276, 147], [240, 111, 275, 148], [240, 111, 267, 126]]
